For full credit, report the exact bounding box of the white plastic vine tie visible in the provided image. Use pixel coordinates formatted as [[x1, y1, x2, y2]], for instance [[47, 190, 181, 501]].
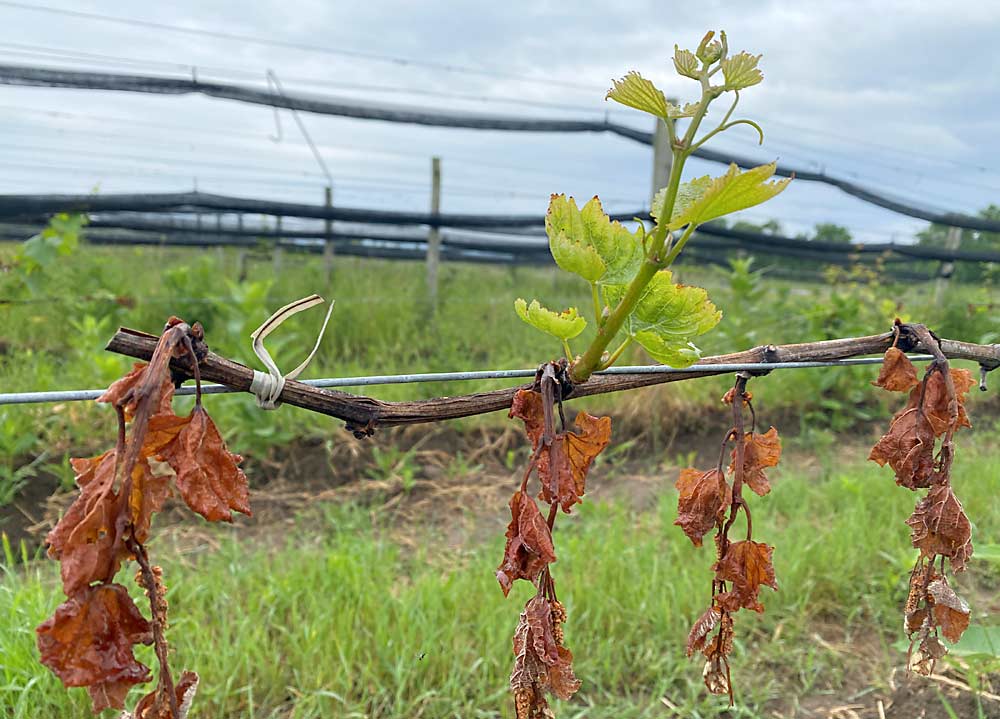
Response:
[[249, 294, 335, 409]]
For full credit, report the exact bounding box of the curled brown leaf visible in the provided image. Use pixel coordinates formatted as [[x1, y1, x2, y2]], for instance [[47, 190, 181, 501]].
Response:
[[906, 484, 973, 572], [158, 406, 251, 522], [873, 347, 920, 392], [713, 540, 778, 614], [674, 469, 731, 546], [686, 607, 721, 657], [36, 583, 153, 712], [730, 427, 781, 497], [496, 491, 557, 596], [927, 578, 971, 643]]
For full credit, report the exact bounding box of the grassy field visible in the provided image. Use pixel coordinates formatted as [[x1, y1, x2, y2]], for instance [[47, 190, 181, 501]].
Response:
[[2, 238, 1000, 718], [2, 433, 999, 719], [1, 240, 997, 507]]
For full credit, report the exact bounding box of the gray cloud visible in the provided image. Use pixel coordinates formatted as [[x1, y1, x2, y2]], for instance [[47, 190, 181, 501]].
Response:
[[1, 0, 998, 244]]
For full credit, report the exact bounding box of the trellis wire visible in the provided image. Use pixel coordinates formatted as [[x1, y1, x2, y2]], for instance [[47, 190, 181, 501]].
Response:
[[0, 354, 936, 407]]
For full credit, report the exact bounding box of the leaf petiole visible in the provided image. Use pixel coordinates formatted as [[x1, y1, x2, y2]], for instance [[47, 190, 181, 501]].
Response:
[[598, 336, 633, 371]]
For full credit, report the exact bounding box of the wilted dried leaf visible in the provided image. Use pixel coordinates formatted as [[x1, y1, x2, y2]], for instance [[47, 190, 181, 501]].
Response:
[[906, 484, 973, 572], [158, 406, 250, 522], [686, 607, 721, 657], [869, 406, 936, 489], [36, 583, 152, 712], [731, 427, 781, 496], [526, 595, 560, 666], [713, 540, 778, 613], [98, 363, 176, 420], [127, 670, 199, 719], [496, 491, 557, 596], [547, 646, 581, 701], [927, 578, 970, 643], [537, 411, 612, 513], [912, 368, 974, 436], [873, 348, 920, 392], [510, 596, 580, 705], [48, 451, 126, 595], [674, 468, 731, 546], [510, 389, 546, 446], [903, 562, 936, 635], [703, 654, 730, 696], [909, 633, 947, 676]]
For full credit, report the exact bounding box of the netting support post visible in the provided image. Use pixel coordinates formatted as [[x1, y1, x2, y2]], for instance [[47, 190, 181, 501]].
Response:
[[427, 156, 442, 310], [323, 185, 334, 286]]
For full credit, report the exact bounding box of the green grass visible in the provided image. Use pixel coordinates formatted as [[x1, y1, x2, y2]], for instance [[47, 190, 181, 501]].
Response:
[[1, 242, 996, 465], [3, 437, 999, 718]]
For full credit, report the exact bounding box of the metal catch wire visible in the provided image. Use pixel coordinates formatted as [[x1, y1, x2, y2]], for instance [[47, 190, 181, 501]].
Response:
[[0, 355, 937, 407]]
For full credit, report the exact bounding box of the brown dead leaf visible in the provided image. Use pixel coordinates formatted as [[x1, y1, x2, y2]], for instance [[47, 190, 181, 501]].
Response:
[[873, 347, 920, 392], [98, 363, 176, 420], [496, 491, 557, 596], [869, 406, 936, 489], [686, 607, 721, 657], [674, 469, 731, 547], [158, 406, 251, 522], [48, 451, 127, 595], [510, 390, 611, 513], [906, 484, 973, 572], [912, 368, 974, 437], [509, 389, 545, 446], [537, 411, 611, 513], [927, 578, 971, 643], [510, 596, 580, 704], [730, 427, 781, 496], [129, 670, 199, 719], [713, 540, 778, 613], [36, 583, 152, 712]]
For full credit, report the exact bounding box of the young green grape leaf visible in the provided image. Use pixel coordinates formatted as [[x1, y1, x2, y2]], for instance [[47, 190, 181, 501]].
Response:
[[546, 194, 644, 285], [514, 298, 586, 341], [696, 30, 725, 64], [36, 583, 153, 712], [667, 162, 790, 230], [674, 468, 731, 546], [606, 71, 669, 119], [712, 540, 778, 613], [720, 51, 763, 90], [730, 427, 781, 497], [157, 406, 251, 523], [873, 347, 920, 392], [496, 490, 557, 596], [605, 270, 721, 367], [673, 45, 701, 79], [651, 175, 713, 224], [907, 483, 973, 572], [606, 71, 697, 119]]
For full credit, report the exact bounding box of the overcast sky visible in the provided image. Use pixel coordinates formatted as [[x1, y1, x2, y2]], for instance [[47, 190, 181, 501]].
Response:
[[1, 0, 999, 243]]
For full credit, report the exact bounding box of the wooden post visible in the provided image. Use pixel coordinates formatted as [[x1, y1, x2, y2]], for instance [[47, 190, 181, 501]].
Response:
[[236, 213, 247, 281], [273, 216, 283, 275], [323, 185, 334, 285], [426, 156, 442, 308], [650, 117, 672, 208]]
